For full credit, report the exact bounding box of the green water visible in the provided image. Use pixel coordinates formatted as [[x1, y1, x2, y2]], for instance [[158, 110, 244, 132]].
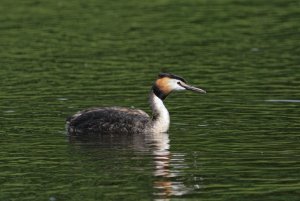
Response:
[[1, 0, 299, 200]]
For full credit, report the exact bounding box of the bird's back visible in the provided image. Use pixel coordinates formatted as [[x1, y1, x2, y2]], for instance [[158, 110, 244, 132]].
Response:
[[66, 107, 151, 135]]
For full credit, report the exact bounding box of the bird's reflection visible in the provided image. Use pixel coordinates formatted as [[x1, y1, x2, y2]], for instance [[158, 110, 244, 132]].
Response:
[[145, 132, 190, 199], [69, 132, 190, 199]]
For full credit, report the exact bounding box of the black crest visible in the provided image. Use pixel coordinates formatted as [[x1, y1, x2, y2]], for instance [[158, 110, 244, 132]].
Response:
[[152, 73, 187, 100], [158, 73, 187, 83]]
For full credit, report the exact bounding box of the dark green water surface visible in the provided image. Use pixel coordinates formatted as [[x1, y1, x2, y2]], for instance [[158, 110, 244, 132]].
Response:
[[1, 0, 299, 200]]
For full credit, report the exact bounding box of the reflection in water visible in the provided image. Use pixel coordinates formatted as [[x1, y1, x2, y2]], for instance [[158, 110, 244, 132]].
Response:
[[265, 99, 300, 103], [146, 133, 190, 199], [69, 132, 193, 199]]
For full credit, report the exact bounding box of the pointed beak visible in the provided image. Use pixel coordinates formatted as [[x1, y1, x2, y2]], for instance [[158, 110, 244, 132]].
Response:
[[180, 82, 206, 94]]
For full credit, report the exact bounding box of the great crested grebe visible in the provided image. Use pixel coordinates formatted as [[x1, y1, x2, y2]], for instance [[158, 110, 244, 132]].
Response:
[[66, 73, 206, 135]]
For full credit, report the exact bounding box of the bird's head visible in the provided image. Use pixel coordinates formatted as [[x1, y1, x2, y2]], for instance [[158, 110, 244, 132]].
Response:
[[152, 73, 206, 100]]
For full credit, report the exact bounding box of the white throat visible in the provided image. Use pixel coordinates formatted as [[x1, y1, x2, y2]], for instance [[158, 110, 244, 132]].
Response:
[[150, 92, 170, 133]]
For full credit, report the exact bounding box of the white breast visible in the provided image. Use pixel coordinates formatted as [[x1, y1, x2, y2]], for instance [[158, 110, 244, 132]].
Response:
[[151, 94, 170, 133]]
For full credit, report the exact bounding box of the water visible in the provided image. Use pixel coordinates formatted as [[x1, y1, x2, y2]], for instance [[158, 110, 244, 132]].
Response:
[[1, 0, 299, 200]]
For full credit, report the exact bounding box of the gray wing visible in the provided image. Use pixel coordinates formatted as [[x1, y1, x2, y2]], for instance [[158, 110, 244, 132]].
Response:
[[66, 107, 151, 135]]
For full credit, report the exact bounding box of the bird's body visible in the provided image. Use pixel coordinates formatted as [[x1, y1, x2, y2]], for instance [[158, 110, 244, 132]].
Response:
[[66, 73, 206, 135], [67, 106, 151, 134]]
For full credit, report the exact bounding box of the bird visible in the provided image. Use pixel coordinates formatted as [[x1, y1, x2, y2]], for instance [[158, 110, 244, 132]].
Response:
[[66, 73, 206, 135]]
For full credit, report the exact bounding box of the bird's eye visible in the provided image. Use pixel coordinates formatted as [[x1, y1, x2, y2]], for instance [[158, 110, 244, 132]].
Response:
[[177, 81, 181, 85]]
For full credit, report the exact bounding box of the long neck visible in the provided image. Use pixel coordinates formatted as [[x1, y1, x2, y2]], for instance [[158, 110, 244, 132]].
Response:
[[149, 91, 170, 133]]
